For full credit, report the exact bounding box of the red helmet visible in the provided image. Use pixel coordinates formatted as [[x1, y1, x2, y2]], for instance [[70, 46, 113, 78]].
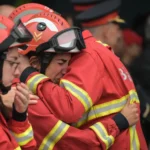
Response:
[[18, 12, 70, 55], [0, 15, 31, 53], [9, 3, 54, 23], [0, 15, 13, 46]]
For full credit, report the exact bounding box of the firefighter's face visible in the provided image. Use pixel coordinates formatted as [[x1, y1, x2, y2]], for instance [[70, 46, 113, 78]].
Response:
[[2, 47, 20, 87], [106, 23, 123, 51], [45, 53, 71, 84]]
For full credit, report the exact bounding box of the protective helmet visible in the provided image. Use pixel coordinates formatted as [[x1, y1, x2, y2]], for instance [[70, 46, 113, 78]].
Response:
[[0, 15, 32, 94], [9, 3, 54, 23], [0, 15, 32, 54], [18, 12, 70, 55], [19, 12, 85, 73]]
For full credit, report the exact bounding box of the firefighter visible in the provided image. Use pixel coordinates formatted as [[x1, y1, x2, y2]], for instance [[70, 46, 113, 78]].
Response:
[[0, 15, 36, 149], [9, 3, 147, 149], [7, 4, 140, 149]]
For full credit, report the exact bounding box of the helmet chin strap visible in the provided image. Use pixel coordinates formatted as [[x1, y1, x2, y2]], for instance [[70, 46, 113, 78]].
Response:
[[39, 52, 56, 74], [0, 53, 11, 95]]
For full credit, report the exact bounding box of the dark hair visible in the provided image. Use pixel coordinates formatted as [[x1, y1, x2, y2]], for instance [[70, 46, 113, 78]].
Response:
[[0, 95, 10, 121]]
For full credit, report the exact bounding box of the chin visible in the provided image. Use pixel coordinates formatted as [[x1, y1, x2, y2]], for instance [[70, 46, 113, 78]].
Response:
[[3, 80, 12, 87]]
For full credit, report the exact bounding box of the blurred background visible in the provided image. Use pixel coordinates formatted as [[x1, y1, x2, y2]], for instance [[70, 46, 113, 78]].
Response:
[[0, 0, 150, 149]]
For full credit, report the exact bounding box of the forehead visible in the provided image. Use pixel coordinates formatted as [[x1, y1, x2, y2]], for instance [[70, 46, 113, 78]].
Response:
[[6, 47, 19, 59]]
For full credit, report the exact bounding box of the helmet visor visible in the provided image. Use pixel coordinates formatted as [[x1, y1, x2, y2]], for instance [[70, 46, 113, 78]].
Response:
[[36, 27, 86, 53]]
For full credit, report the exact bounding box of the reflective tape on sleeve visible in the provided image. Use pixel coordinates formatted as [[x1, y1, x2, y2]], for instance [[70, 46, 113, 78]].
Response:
[[39, 120, 70, 150], [90, 122, 114, 149], [27, 74, 49, 94], [60, 79, 93, 111]]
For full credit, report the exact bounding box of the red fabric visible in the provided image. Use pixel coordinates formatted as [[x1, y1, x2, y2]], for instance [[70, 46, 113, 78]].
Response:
[[81, 11, 119, 27], [28, 92, 120, 149], [26, 30, 147, 150], [123, 29, 143, 46], [0, 113, 36, 150], [74, 4, 95, 11]]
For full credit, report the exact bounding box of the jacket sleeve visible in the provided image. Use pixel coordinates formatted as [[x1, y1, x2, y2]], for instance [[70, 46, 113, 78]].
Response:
[[60, 118, 120, 150], [28, 101, 120, 150], [8, 118, 36, 150], [0, 125, 16, 150], [20, 52, 104, 123]]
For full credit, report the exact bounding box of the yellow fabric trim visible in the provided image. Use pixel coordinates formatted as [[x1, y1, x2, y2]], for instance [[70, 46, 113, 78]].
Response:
[[129, 126, 140, 150], [27, 74, 48, 94], [12, 126, 32, 138], [90, 122, 114, 149], [60, 79, 93, 111], [74, 89, 139, 127], [135, 130, 140, 150], [14, 146, 21, 150], [96, 40, 109, 47], [39, 120, 69, 150], [18, 137, 33, 146]]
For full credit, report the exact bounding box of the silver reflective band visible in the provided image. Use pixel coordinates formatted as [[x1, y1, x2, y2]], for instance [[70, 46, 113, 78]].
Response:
[[60, 79, 93, 111], [39, 121, 69, 150], [73, 90, 139, 127], [90, 122, 114, 149], [129, 125, 140, 150], [27, 74, 48, 94], [13, 9, 42, 23], [10, 126, 33, 146], [0, 23, 6, 29]]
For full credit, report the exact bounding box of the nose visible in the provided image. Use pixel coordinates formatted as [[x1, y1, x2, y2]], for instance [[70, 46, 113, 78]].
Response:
[[13, 66, 20, 78], [62, 68, 67, 76]]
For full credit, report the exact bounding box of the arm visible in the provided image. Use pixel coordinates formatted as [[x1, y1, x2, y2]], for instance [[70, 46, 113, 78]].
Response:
[[8, 83, 36, 150], [20, 52, 104, 123], [28, 102, 120, 150]]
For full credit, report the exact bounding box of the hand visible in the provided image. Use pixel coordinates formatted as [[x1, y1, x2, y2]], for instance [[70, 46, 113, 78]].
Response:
[[121, 99, 139, 126], [29, 94, 39, 105], [1, 87, 16, 109], [14, 83, 30, 113]]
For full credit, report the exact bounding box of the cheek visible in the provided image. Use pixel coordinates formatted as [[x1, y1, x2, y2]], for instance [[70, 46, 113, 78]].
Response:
[[2, 63, 13, 86]]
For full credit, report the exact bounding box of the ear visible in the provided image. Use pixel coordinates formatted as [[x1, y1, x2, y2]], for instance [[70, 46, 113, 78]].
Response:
[[103, 23, 116, 41], [29, 56, 41, 71]]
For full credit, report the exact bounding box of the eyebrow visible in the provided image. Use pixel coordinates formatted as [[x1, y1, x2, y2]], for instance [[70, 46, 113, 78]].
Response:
[[9, 56, 18, 60], [57, 59, 67, 63]]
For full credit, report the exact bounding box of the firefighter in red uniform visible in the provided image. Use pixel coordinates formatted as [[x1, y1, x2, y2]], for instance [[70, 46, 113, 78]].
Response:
[[5, 3, 145, 149], [17, 10, 148, 150], [0, 15, 36, 149], [6, 3, 145, 150]]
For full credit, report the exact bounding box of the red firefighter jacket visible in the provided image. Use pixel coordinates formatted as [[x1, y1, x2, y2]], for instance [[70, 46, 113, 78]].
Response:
[[28, 97, 120, 150], [13, 78, 120, 149], [0, 112, 36, 150], [20, 30, 148, 150]]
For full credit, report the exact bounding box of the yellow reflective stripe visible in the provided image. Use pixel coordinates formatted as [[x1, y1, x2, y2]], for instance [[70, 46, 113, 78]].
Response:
[[60, 79, 93, 111], [129, 126, 140, 150], [14, 146, 21, 150], [27, 74, 49, 94], [96, 40, 109, 47], [39, 120, 69, 150], [73, 90, 139, 127], [90, 122, 114, 149], [11, 126, 34, 146]]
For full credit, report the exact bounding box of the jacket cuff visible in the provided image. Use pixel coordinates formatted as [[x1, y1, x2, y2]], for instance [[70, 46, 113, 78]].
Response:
[[113, 113, 129, 131], [12, 104, 27, 122], [20, 67, 37, 83]]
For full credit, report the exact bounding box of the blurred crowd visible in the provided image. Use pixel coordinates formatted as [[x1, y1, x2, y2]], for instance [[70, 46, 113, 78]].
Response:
[[0, 0, 150, 149]]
